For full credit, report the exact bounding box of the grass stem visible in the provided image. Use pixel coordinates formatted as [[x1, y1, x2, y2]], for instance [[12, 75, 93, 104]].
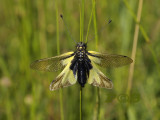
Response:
[[127, 0, 143, 94], [80, 0, 85, 42], [85, 7, 93, 43], [92, 0, 100, 119], [59, 89, 64, 120], [96, 88, 100, 120], [56, 1, 64, 120], [80, 86, 82, 120], [79, 1, 84, 119]]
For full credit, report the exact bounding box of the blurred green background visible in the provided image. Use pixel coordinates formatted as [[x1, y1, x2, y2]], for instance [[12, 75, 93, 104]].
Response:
[[0, 0, 160, 120]]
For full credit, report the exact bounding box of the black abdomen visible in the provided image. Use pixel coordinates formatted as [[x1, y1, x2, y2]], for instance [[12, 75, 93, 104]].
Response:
[[77, 61, 87, 87], [77, 58, 92, 87], [70, 52, 93, 87]]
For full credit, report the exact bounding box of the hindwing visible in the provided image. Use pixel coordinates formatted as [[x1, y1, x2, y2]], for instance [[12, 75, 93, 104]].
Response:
[[50, 62, 77, 91], [88, 62, 113, 89]]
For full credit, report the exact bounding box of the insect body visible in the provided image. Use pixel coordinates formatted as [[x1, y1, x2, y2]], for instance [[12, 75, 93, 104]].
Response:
[[30, 42, 133, 91], [70, 43, 92, 87]]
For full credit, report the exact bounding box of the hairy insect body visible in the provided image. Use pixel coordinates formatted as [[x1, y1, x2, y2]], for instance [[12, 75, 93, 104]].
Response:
[[70, 43, 92, 87]]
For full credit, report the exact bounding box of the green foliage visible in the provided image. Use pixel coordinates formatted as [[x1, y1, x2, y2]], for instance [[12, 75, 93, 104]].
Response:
[[0, 0, 160, 120]]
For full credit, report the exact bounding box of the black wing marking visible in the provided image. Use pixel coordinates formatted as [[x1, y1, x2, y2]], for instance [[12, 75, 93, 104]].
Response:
[[87, 51, 133, 68], [30, 52, 74, 72]]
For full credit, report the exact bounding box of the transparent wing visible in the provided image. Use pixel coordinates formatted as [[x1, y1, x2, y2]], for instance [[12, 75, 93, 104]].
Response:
[[88, 63, 113, 89], [30, 52, 74, 72], [50, 63, 77, 91], [88, 51, 133, 68]]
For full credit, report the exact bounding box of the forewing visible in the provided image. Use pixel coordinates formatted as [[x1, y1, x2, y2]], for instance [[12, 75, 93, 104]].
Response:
[[50, 63, 77, 91], [30, 52, 74, 72], [88, 51, 133, 68], [88, 63, 113, 89]]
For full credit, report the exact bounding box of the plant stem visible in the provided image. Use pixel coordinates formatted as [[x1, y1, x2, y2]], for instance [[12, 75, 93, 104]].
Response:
[[85, 6, 94, 43], [59, 89, 64, 120], [79, 1, 84, 119], [96, 88, 100, 120], [80, 0, 85, 42], [123, 0, 150, 43], [92, 0, 100, 119], [80, 86, 82, 120], [92, 0, 98, 50], [127, 0, 143, 94], [56, 1, 64, 120]]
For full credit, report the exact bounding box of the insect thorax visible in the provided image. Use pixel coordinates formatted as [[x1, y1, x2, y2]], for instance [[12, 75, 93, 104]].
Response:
[[76, 50, 86, 61]]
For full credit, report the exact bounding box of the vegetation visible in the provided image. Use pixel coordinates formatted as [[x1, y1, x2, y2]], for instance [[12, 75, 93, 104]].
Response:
[[0, 0, 160, 120]]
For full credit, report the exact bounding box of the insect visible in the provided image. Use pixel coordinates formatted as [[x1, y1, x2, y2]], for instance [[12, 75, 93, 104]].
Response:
[[30, 42, 133, 91]]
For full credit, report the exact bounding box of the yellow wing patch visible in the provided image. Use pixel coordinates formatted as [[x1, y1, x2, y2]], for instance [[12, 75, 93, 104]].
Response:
[[88, 62, 113, 89], [50, 62, 77, 91]]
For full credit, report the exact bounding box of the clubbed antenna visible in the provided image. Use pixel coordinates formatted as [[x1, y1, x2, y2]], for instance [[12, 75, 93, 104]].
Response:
[[60, 14, 77, 44], [87, 19, 112, 42], [108, 19, 112, 24]]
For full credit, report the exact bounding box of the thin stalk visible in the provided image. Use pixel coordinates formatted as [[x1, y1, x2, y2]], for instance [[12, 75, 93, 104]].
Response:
[[124, 0, 160, 76], [85, 7, 94, 43], [123, 0, 150, 43], [80, 6, 82, 42], [92, 0, 98, 50], [81, 0, 84, 43], [59, 89, 64, 120], [56, 4, 60, 55], [96, 88, 100, 120], [92, 0, 100, 119], [80, 86, 82, 120], [127, 0, 143, 94], [37, 0, 47, 58], [80, 0, 84, 42], [79, 1, 84, 120], [56, 1, 64, 120]]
